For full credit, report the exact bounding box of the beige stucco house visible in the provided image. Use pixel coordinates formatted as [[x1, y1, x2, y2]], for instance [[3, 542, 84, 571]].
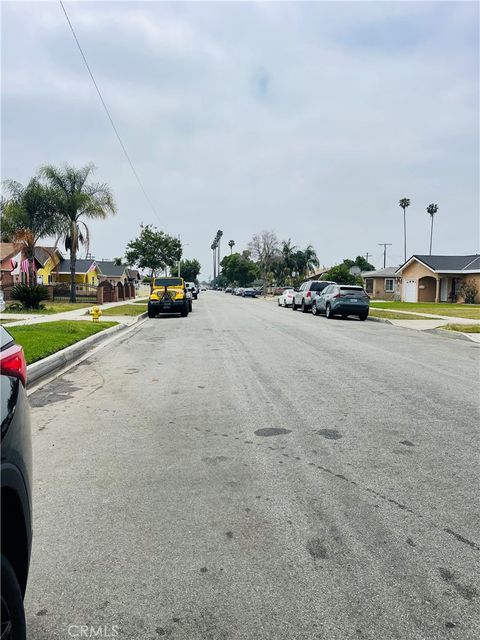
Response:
[[361, 267, 400, 300], [396, 255, 480, 303]]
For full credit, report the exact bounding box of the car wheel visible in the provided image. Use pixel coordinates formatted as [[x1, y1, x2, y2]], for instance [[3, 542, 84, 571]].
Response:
[[326, 304, 335, 319], [359, 312, 368, 321], [180, 303, 189, 317], [147, 305, 156, 319], [1, 554, 27, 640], [189, 300, 193, 312], [341, 314, 348, 319], [311, 302, 318, 316], [301, 300, 308, 313], [292, 301, 297, 310], [278, 299, 281, 306]]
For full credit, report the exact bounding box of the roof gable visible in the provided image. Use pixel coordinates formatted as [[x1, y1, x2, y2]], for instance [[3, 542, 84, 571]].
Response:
[[96, 261, 127, 277], [396, 254, 480, 274]]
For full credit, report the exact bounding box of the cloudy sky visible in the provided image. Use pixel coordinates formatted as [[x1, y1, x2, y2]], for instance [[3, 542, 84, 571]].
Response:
[[2, 1, 478, 278]]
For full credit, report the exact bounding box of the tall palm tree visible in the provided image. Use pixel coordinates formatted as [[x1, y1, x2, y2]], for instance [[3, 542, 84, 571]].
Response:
[[228, 239, 235, 255], [426, 203, 438, 255], [399, 198, 411, 263], [1, 178, 57, 284], [41, 163, 116, 302]]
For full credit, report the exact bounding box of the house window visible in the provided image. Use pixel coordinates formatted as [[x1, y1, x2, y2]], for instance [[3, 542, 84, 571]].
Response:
[[365, 278, 373, 294], [385, 278, 394, 292], [48, 275, 53, 284]]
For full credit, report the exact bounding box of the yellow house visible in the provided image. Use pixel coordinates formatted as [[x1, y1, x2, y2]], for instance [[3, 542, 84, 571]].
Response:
[[55, 259, 100, 286], [396, 255, 480, 303], [35, 247, 62, 284]]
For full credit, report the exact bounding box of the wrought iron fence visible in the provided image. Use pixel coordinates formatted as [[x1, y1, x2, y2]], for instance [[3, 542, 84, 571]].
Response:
[[52, 282, 98, 302]]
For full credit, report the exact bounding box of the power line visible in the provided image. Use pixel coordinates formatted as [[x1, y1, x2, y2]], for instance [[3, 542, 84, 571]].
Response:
[[59, 0, 161, 223]]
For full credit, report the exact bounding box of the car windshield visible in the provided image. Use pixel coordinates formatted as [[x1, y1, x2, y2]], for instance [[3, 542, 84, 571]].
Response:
[[154, 278, 183, 287]]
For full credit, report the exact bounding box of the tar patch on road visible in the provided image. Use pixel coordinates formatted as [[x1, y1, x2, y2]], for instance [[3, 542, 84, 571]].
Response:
[[306, 537, 328, 560], [254, 427, 291, 437], [439, 567, 478, 601], [316, 429, 342, 440]]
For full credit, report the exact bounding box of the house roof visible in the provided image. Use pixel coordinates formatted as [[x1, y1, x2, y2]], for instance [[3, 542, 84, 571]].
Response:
[[95, 261, 127, 277], [361, 267, 398, 278], [0, 242, 21, 262], [125, 268, 140, 279], [396, 254, 480, 274], [34, 246, 60, 266], [57, 259, 97, 274]]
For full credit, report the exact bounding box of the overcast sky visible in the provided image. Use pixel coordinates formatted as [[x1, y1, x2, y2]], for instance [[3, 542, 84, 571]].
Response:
[[2, 1, 478, 278]]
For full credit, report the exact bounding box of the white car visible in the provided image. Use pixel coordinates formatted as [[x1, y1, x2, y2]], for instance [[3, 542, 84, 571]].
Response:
[[278, 288, 294, 307]]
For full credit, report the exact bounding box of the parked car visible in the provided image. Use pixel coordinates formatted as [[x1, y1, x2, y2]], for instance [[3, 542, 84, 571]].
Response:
[[1, 325, 32, 640], [185, 282, 198, 300], [278, 289, 295, 307], [236, 288, 245, 296], [225, 287, 232, 293], [292, 280, 336, 312], [148, 277, 191, 317], [312, 284, 369, 320], [242, 288, 257, 298]]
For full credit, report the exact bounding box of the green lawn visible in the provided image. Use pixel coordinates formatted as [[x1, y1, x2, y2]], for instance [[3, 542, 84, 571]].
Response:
[[369, 309, 442, 320], [8, 320, 117, 364], [370, 301, 480, 319], [3, 301, 91, 315], [441, 324, 480, 334], [100, 304, 147, 316]]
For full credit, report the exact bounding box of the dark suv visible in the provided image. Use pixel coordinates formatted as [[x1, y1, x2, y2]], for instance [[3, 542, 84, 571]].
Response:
[[1, 326, 32, 640]]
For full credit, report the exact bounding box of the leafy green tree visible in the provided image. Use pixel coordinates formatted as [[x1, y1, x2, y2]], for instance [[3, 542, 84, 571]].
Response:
[[125, 224, 182, 280], [41, 163, 116, 302], [220, 252, 259, 286], [343, 256, 375, 272], [1, 178, 57, 284], [177, 258, 201, 282], [321, 264, 360, 285]]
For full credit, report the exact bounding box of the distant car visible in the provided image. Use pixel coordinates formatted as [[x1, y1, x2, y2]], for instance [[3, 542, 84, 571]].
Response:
[[242, 288, 257, 298], [278, 289, 294, 307], [0, 290, 5, 313], [201, 286, 207, 291], [292, 280, 336, 312], [236, 288, 245, 296], [312, 284, 369, 320], [1, 325, 32, 640], [225, 287, 232, 293]]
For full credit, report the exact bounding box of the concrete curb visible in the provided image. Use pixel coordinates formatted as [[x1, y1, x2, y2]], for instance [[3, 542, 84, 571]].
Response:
[[27, 312, 147, 387], [367, 316, 393, 325], [425, 328, 479, 343]]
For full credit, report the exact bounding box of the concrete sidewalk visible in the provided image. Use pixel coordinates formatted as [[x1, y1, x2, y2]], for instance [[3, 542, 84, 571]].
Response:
[[0, 298, 148, 328]]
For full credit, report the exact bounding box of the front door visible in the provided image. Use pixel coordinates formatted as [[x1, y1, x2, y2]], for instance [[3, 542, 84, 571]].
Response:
[[440, 278, 448, 302], [404, 279, 417, 302]]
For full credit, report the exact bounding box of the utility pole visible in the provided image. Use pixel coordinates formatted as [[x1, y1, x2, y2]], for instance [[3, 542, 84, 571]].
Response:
[[211, 243, 217, 286], [217, 230, 223, 282], [378, 243, 392, 269], [365, 252, 372, 263]]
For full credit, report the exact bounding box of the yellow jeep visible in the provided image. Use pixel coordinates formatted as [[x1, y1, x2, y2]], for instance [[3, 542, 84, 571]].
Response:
[[148, 277, 191, 318]]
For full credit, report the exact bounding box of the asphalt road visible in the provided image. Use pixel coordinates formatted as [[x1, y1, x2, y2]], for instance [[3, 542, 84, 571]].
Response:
[[25, 293, 480, 640]]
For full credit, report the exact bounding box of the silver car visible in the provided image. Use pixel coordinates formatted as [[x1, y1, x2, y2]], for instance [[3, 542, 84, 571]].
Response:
[[312, 284, 369, 320], [292, 280, 336, 312]]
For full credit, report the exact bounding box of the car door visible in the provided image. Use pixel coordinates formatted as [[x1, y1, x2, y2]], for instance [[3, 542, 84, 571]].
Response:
[[317, 285, 331, 311], [295, 283, 305, 305]]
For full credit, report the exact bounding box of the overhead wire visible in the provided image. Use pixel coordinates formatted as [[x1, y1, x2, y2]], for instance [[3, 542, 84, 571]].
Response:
[[59, 0, 161, 224]]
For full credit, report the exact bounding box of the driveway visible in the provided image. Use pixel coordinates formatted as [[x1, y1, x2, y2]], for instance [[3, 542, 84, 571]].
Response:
[[25, 293, 480, 639]]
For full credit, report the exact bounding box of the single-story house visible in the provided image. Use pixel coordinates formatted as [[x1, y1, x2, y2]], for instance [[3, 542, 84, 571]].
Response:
[[125, 268, 140, 284], [35, 247, 63, 284], [53, 258, 100, 286], [95, 261, 129, 286], [395, 254, 480, 303], [1, 242, 47, 287], [361, 267, 401, 301]]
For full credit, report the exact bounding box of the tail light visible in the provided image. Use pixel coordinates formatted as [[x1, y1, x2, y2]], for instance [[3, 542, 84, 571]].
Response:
[[333, 293, 341, 298], [1, 344, 27, 386], [306, 291, 311, 298]]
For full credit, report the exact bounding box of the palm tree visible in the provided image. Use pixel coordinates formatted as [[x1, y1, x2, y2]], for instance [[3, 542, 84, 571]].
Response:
[[399, 198, 411, 263], [1, 178, 57, 284], [303, 244, 319, 277], [426, 203, 438, 255], [281, 239, 297, 280], [41, 163, 116, 302], [228, 239, 235, 255]]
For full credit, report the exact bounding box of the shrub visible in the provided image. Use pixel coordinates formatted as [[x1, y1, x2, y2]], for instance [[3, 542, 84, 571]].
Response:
[[11, 284, 49, 309], [459, 280, 479, 304]]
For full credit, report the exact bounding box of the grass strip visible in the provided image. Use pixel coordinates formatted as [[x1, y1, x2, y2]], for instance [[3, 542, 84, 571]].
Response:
[[8, 320, 117, 364]]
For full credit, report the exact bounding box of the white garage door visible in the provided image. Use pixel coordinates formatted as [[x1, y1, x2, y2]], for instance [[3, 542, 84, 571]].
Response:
[[404, 279, 417, 302]]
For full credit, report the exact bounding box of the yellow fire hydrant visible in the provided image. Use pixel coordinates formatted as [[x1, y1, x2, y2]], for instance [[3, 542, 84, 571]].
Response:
[[91, 305, 102, 322]]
